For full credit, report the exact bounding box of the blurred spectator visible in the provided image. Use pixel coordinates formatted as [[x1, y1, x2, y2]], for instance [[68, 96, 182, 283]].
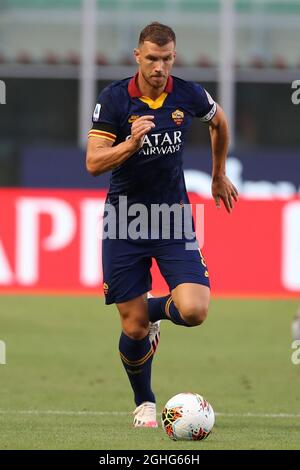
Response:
[[65, 51, 80, 65], [17, 51, 33, 64], [249, 55, 266, 69], [272, 56, 287, 69], [96, 52, 108, 66], [196, 54, 213, 68], [43, 51, 60, 65]]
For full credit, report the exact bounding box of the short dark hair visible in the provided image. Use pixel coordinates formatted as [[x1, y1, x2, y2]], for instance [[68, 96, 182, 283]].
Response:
[[139, 22, 176, 47]]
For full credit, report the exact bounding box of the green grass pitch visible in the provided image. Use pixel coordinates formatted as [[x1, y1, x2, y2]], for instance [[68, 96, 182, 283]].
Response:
[[1, 295, 300, 450]]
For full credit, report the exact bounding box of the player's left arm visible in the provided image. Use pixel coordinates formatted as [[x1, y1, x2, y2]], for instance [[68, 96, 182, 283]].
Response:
[[208, 105, 239, 213]]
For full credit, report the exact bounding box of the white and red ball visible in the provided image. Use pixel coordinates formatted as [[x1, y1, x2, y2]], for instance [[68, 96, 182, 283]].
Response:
[[162, 392, 215, 441]]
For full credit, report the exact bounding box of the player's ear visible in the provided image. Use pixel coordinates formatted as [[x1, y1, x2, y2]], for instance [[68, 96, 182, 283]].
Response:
[[134, 48, 140, 64]]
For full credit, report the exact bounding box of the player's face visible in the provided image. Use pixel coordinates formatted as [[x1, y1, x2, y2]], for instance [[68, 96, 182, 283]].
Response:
[[134, 41, 176, 89]]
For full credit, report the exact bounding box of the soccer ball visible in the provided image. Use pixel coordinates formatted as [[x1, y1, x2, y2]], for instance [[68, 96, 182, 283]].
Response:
[[161, 392, 215, 441]]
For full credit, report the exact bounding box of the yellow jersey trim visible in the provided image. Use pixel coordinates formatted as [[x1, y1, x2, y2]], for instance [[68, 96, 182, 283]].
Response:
[[139, 92, 168, 110]]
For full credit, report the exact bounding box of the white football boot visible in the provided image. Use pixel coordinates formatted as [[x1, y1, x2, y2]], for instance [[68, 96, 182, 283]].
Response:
[[147, 292, 161, 353], [133, 401, 158, 428]]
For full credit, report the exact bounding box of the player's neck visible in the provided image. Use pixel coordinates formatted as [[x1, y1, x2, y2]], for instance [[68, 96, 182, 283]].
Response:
[[137, 73, 166, 101]]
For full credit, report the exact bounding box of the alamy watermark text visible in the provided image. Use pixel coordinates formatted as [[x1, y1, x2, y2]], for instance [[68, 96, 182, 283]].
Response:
[[0, 340, 6, 364], [101, 197, 204, 250], [291, 340, 300, 365], [0, 80, 6, 104], [291, 80, 300, 105]]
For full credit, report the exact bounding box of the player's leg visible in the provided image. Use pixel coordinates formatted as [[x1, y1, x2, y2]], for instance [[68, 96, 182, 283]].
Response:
[[117, 295, 157, 428], [145, 293, 161, 353], [117, 295, 155, 405], [170, 282, 210, 326], [147, 286, 209, 326], [102, 237, 157, 426], [148, 243, 210, 326]]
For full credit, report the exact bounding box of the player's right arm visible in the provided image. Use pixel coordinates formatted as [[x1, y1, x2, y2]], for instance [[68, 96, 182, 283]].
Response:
[[86, 115, 155, 176]]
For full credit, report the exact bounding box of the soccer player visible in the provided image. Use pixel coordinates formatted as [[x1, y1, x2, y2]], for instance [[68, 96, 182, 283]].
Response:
[[86, 22, 238, 428]]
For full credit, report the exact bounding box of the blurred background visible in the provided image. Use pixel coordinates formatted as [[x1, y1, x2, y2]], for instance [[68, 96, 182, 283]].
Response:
[[0, 0, 299, 294], [1, 1, 300, 451], [0, 0, 300, 187]]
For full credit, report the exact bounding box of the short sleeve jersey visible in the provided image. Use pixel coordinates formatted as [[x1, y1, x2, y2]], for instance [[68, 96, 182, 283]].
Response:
[[89, 74, 216, 207]]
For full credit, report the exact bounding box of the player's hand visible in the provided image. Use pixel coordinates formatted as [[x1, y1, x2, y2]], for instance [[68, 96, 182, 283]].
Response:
[[129, 115, 155, 151], [211, 175, 238, 214]]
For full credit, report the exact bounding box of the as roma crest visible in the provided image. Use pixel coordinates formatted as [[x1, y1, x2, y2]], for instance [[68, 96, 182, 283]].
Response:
[[172, 109, 184, 126]]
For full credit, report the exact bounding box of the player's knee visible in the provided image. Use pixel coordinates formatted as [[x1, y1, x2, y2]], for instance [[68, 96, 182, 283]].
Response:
[[122, 317, 149, 340], [118, 299, 150, 340], [179, 301, 208, 326]]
